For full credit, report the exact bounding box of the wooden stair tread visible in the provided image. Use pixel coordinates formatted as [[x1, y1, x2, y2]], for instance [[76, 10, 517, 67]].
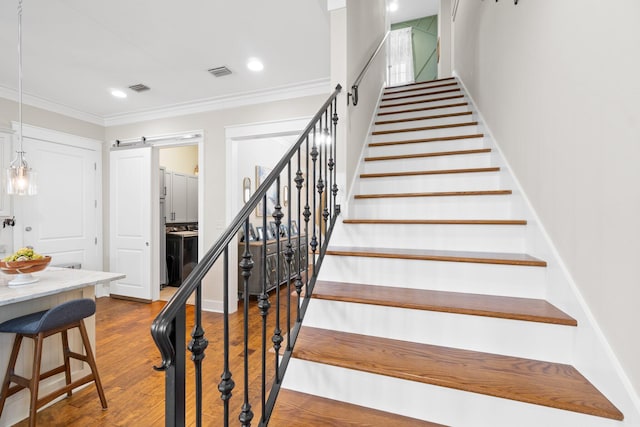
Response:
[[343, 219, 527, 225], [381, 88, 461, 102], [365, 148, 491, 162], [369, 133, 484, 148], [361, 167, 500, 179], [383, 81, 458, 95], [377, 102, 468, 116], [325, 246, 547, 267], [379, 94, 464, 109], [294, 327, 624, 421], [375, 111, 471, 125], [270, 389, 446, 427], [354, 190, 512, 199], [313, 281, 576, 326], [372, 121, 478, 136], [386, 77, 455, 90]]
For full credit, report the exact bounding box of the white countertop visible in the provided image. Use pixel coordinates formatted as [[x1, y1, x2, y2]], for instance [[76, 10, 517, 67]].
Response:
[[0, 267, 125, 307]]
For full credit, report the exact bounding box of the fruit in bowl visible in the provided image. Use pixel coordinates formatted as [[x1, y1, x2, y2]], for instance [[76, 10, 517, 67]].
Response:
[[0, 247, 51, 276]]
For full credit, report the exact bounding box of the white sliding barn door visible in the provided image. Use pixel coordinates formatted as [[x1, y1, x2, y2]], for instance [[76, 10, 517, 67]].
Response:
[[109, 147, 152, 300]]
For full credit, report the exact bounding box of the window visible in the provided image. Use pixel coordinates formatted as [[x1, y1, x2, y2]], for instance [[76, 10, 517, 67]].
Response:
[[388, 27, 415, 86]]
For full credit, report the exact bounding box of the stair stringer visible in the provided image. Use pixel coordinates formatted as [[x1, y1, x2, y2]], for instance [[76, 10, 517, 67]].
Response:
[[456, 73, 640, 424]]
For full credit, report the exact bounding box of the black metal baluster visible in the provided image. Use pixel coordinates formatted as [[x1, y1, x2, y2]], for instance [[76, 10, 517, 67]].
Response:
[[327, 103, 335, 220], [317, 119, 325, 256], [239, 220, 254, 426], [218, 248, 234, 427], [303, 135, 311, 297], [165, 306, 186, 427], [188, 282, 208, 427], [332, 99, 339, 214], [272, 178, 284, 382], [258, 199, 270, 424], [309, 128, 318, 278], [322, 110, 330, 235], [285, 163, 293, 351], [294, 147, 304, 322]]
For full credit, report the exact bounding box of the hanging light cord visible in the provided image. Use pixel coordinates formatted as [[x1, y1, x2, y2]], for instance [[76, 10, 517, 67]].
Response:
[[17, 0, 24, 155]]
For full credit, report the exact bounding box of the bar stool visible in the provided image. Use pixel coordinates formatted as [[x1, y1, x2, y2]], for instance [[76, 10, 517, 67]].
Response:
[[0, 299, 107, 426]]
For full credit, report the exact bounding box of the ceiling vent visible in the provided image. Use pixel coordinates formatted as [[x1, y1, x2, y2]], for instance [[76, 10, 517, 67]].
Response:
[[128, 83, 150, 92], [208, 66, 232, 78]]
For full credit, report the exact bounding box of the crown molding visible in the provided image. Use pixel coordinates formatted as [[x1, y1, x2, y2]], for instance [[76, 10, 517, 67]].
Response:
[[0, 78, 331, 129], [0, 84, 104, 126], [103, 78, 331, 127]]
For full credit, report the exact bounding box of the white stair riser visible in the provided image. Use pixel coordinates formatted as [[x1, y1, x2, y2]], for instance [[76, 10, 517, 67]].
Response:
[[283, 361, 621, 427], [319, 255, 546, 299], [373, 114, 473, 132], [304, 300, 574, 363], [378, 97, 465, 113], [376, 104, 470, 121], [350, 195, 515, 220], [330, 223, 526, 252], [371, 124, 479, 143], [362, 153, 494, 173], [381, 91, 463, 106], [384, 82, 458, 94], [357, 171, 501, 194], [367, 137, 485, 157]]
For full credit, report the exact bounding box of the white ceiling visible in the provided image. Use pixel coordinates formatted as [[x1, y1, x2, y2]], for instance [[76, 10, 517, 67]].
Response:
[[0, 0, 437, 124]]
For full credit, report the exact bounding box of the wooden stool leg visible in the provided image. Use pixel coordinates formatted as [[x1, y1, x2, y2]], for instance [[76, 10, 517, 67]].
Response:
[[29, 333, 45, 427], [0, 334, 23, 417], [61, 330, 73, 397], [78, 320, 107, 409]]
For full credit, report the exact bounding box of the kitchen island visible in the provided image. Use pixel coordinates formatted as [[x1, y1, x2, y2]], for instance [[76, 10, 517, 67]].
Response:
[[0, 267, 125, 427]]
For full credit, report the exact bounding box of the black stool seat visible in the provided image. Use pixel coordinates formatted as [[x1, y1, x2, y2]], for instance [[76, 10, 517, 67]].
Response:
[[0, 298, 107, 427], [0, 299, 96, 335]]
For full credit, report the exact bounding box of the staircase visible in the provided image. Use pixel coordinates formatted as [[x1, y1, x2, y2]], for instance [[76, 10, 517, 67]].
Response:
[[269, 78, 628, 426]]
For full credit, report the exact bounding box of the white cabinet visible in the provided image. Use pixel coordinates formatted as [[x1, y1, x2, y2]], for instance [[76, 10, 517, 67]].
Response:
[[186, 175, 198, 222], [171, 172, 188, 222], [0, 130, 12, 217], [164, 169, 197, 223]]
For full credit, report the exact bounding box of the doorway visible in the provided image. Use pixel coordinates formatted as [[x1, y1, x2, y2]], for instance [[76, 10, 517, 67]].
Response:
[[159, 144, 199, 303], [109, 131, 203, 302]]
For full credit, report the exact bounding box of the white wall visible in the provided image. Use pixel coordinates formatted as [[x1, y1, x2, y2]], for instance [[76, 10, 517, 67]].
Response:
[[159, 145, 198, 175], [438, 0, 452, 78], [452, 0, 640, 395], [330, 0, 387, 209]]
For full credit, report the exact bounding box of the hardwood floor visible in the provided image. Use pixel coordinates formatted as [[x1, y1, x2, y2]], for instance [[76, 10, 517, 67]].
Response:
[[13, 293, 297, 426]]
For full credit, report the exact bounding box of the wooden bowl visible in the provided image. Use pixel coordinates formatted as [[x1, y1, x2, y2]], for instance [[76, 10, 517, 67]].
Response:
[[0, 256, 51, 275]]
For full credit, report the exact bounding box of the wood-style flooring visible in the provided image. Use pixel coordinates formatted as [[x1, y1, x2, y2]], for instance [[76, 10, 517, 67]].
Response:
[[13, 294, 297, 426]]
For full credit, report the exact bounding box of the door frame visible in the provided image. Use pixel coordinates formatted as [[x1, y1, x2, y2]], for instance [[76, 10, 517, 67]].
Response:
[[224, 117, 310, 312], [109, 130, 204, 302]]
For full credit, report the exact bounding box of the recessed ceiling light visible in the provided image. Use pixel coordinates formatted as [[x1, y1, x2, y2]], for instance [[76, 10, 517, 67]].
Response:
[[247, 58, 264, 72], [111, 89, 127, 99], [389, 2, 399, 12]]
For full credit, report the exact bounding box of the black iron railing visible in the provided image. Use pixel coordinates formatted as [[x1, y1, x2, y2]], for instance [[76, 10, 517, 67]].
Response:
[[151, 84, 342, 426], [348, 31, 389, 106]]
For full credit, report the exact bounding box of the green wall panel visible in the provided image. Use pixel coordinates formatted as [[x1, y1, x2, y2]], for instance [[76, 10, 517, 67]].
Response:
[[392, 15, 438, 82]]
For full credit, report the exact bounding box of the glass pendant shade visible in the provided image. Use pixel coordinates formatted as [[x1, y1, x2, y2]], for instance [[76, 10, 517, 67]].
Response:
[[7, 0, 37, 196], [6, 150, 36, 195]]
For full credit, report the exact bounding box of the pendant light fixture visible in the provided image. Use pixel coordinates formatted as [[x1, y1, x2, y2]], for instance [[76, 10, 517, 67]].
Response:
[[6, 0, 37, 196]]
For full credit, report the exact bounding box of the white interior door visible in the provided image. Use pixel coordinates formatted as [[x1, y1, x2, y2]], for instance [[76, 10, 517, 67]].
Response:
[[14, 134, 101, 270], [109, 147, 152, 300]]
